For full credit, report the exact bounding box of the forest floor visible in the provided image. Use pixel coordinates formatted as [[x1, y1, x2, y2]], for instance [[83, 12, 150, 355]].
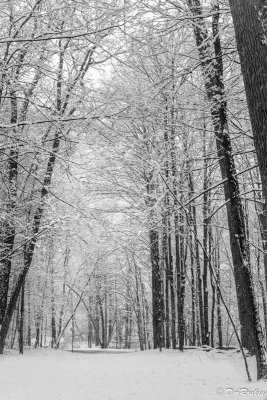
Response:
[[1, 346, 267, 400]]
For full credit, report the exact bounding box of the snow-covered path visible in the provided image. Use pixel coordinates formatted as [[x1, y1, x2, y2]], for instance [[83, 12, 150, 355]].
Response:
[[0, 347, 266, 400]]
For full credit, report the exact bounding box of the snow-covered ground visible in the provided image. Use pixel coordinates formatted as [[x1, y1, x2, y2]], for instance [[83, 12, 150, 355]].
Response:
[[1, 347, 267, 400]]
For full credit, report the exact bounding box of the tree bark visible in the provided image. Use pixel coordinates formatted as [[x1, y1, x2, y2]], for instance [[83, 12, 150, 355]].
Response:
[[228, 0, 267, 205], [149, 225, 164, 348], [51, 261, 57, 348], [202, 130, 210, 346], [18, 278, 25, 354], [0, 91, 18, 325], [27, 282, 31, 347], [216, 235, 223, 349], [188, 171, 205, 345]]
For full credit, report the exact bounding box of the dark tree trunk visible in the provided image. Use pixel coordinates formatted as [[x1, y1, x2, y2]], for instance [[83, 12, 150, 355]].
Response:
[[95, 316, 100, 347], [167, 223, 176, 349], [178, 211, 186, 351], [88, 319, 92, 348], [10, 306, 19, 350], [208, 220, 216, 347], [188, 171, 205, 345], [256, 240, 267, 347], [141, 288, 147, 350], [124, 279, 131, 349], [51, 261, 56, 348], [202, 131, 210, 346], [189, 230, 196, 346], [0, 92, 18, 325], [145, 299, 151, 349], [209, 227, 216, 348], [57, 247, 69, 345], [162, 107, 177, 349], [134, 260, 144, 351], [27, 283, 31, 347], [150, 228, 164, 349], [228, 0, 267, 207], [18, 278, 25, 354], [216, 239, 223, 349], [163, 219, 170, 349], [98, 296, 106, 349], [145, 162, 164, 350]]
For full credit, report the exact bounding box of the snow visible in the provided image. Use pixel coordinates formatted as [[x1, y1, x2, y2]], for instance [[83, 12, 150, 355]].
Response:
[[0, 347, 267, 400]]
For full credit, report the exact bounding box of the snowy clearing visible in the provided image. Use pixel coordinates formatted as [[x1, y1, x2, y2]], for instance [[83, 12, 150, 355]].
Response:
[[1, 347, 267, 400]]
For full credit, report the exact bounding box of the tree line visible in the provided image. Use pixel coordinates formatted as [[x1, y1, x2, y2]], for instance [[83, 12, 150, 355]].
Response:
[[1, 0, 267, 381]]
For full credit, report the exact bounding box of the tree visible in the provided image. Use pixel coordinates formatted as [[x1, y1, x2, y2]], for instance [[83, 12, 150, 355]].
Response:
[[228, 0, 267, 291], [0, 0, 124, 353], [182, 0, 267, 379]]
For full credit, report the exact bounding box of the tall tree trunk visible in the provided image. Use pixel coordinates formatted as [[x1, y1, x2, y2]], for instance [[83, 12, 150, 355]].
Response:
[[163, 217, 170, 349], [202, 129, 210, 345], [188, 171, 205, 345], [18, 278, 25, 354], [178, 210, 186, 351], [145, 142, 165, 350], [88, 316, 92, 348], [215, 230, 223, 349], [133, 260, 144, 351], [0, 92, 18, 325], [189, 230, 196, 346], [124, 278, 132, 349], [57, 246, 69, 345], [150, 229, 164, 348], [51, 260, 56, 348], [141, 283, 147, 350], [228, 0, 267, 208], [209, 227, 216, 348], [98, 295, 106, 349], [95, 316, 100, 347], [27, 282, 31, 347], [10, 306, 19, 349]]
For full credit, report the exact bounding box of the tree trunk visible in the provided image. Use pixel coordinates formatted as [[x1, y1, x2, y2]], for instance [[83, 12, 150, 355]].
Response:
[[188, 171, 205, 345], [202, 130, 210, 346], [18, 278, 25, 354], [10, 306, 19, 350], [34, 317, 41, 348], [51, 260, 56, 348], [57, 246, 69, 345], [163, 217, 170, 349], [150, 228, 164, 349], [27, 282, 31, 347], [216, 235, 223, 349], [0, 93, 18, 325], [133, 260, 144, 351], [178, 210, 186, 351], [95, 316, 100, 347], [189, 230, 196, 346], [228, 0, 267, 207]]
